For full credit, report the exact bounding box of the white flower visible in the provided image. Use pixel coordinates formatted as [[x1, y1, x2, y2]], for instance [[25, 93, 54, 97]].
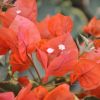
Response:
[[58, 44, 65, 50], [47, 48, 54, 54], [16, 10, 21, 14]]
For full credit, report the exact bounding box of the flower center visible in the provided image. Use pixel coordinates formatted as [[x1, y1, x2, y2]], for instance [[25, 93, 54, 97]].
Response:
[[58, 44, 65, 51], [47, 48, 54, 54]]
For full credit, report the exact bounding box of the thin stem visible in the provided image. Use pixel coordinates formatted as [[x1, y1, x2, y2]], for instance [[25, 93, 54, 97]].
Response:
[[31, 61, 41, 82], [28, 69, 37, 82], [27, 54, 41, 82]]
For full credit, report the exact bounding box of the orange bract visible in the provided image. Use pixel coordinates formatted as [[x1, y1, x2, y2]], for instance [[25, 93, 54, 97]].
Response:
[[0, 0, 37, 27], [0, 15, 41, 72], [37, 13, 73, 39], [9, 15, 41, 61], [84, 17, 100, 37], [0, 0, 38, 73], [81, 48, 100, 65], [71, 59, 100, 90], [16, 83, 48, 100], [37, 33, 78, 82], [94, 39, 100, 49], [36, 14, 78, 81], [16, 83, 74, 100], [18, 76, 29, 86], [10, 51, 31, 73], [0, 27, 17, 55], [44, 84, 74, 100], [0, 92, 14, 100]]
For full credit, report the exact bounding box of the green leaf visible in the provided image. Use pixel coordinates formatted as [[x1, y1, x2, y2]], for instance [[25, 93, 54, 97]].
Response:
[[38, 0, 58, 20], [0, 65, 8, 82], [83, 0, 100, 18], [70, 82, 83, 95], [32, 53, 45, 78]]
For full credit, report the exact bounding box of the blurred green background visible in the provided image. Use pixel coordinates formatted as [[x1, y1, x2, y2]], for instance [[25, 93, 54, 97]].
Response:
[[37, 0, 100, 38]]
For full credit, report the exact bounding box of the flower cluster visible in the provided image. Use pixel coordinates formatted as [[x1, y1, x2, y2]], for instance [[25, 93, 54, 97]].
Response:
[[0, 0, 100, 100]]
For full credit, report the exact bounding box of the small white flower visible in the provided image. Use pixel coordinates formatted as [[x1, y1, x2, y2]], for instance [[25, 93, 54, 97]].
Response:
[[16, 10, 21, 14], [58, 44, 65, 50], [47, 48, 54, 54]]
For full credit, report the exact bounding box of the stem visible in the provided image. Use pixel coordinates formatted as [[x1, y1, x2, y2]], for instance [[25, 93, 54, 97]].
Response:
[[32, 81, 39, 86], [44, 78, 56, 85], [28, 69, 37, 82], [27, 54, 41, 82], [33, 63, 41, 82]]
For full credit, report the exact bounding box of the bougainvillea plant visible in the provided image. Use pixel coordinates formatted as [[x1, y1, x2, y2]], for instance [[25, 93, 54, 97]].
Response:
[[0, 0, 100, 100]]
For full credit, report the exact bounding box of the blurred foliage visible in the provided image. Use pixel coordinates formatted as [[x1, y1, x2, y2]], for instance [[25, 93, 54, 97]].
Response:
[[82, 0, 100, 18], [0, 81, 21, 95]]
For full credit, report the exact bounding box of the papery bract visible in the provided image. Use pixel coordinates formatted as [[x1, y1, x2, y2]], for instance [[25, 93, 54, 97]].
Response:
[[48, 13, 73, 36], [37, 13, 73, 38], [0, 92, 15, 100], [0, 27, 17, 55], [44, 84, 74, 100], [84, 17, 100, 37], [16, 83, 48, 100], [16, 83, 75, 100], [18, 76, 30, 86], [94, 39, 100, 49], [71, 59, 100, 90], [89, 86, 100, 98], [10, 51, 31, 73], [0, 15, 41, 72], [0, 0, 37, 27], [0, 26, 30, 72], [81, 48, 100, 65], [37, 33, 78, 82], [9, 15, 41, 62]]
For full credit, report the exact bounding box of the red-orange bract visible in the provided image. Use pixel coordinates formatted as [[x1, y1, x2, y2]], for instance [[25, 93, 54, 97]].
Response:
[[9, 15, 41, 61], [0, 0, 37, 27], [37, 34, 78, 82], [0, 15, 41, 72], [0, 27, 17, 55], [71, 58, 100, 90], [18, 76, 30, 86], [36, 14, 78, 82], [0, 92, 15, 100], [84, 17, 100, 38], [89, 86, 100, 98], [37, 13, 73, 39], [0, 15, 40, 72], [44, 84, 74, 100], [81, 48, 100, 65], [94, 39, 100, 49], [16, 83, 74, 100], [16, 83, 48, 100], [9, 15, 41, 72], [0, 0, 39, 72]]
